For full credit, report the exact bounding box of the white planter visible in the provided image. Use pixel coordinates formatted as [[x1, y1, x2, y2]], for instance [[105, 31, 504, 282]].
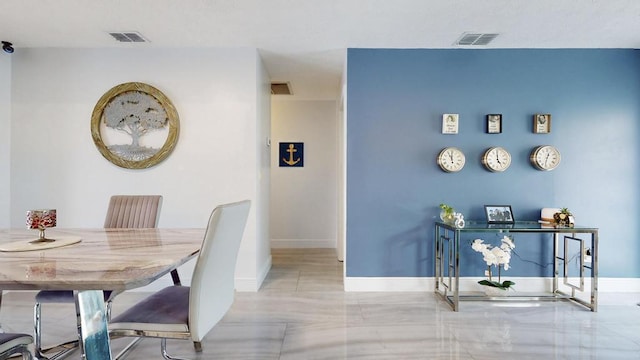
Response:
[[483, 286, 510, 297]]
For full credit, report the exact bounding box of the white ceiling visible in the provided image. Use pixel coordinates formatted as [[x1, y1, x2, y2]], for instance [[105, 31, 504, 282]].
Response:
[[1, 0, 639, 100]]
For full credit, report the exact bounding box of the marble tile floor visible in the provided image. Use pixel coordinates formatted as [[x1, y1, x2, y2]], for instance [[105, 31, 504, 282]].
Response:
[[1, 248, 639, 359]]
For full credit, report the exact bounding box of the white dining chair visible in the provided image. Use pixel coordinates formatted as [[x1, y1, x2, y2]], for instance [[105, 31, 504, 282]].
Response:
[[108, 200, 251, 360], [33, 195, 164, 359]]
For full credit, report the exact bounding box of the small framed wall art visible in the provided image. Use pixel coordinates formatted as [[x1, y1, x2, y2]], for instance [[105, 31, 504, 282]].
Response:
[[279, 142, 304, 167], [442, 114, 459, 134], [484, 205, 515, 224], [533, 114, 551, 134], [486, 114, 502, 134]]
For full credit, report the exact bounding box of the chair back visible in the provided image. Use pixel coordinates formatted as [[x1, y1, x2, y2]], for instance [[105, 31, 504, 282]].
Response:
[[103, 195, 162, 228], [75, 290, 112, 360], [189, 200, 250, 342]]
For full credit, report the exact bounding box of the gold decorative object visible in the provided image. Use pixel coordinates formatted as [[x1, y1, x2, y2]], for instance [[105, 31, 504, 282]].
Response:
[[91, 82, 180, 169], [26, 209, 57, 243]]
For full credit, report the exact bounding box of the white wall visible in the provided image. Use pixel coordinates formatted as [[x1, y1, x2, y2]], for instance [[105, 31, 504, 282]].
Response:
[[256, 54, 273, 286], [9, 47, 270, 291], [270, 100, 338, 248], [0, 54, 10, 228]]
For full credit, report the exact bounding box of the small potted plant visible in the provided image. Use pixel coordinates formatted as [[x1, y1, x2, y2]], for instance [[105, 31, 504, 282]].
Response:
[[553, 208, 574, 227], [439, 203, 455, 223]]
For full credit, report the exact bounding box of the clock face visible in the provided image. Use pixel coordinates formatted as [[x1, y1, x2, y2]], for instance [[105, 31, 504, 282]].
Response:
[[437, 147, 465, 172], [530, 145, 561, 171], [482, 147, 511, 172]]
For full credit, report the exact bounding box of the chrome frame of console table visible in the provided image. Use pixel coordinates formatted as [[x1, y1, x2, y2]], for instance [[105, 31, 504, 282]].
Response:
[[434, 221, 598, 312]]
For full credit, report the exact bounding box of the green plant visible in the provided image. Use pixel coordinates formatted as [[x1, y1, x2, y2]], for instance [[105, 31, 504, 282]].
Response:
[[439, 203, 454, 217], [554, 208, 573, 226]]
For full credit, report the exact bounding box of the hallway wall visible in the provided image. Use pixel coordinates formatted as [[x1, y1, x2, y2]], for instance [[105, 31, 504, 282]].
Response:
[[271, 100, 338, 248]]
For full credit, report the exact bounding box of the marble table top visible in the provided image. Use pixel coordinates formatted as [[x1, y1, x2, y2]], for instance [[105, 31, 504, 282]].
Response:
[[0, 228, 204, 291]]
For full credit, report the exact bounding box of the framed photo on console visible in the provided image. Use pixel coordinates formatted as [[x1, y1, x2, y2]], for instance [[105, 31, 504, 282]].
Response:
[[484, 205, 515, 224]]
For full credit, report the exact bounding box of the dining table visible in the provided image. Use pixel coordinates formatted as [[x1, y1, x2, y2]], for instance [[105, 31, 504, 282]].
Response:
[[0, 227, 205, 358]]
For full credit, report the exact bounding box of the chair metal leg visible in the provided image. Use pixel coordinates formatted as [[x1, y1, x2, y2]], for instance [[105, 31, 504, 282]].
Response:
[[33, 302, 43, 359], [22, 346, 34, 360], [33, 302, 77, 360], [160, 339, 190, 360]]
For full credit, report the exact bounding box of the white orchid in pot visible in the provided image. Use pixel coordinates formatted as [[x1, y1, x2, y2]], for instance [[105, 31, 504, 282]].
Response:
[[472, 236, 516, 291]]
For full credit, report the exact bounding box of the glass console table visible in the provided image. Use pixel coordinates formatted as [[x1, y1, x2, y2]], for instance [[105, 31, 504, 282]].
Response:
[[434, 221, 598, 312]]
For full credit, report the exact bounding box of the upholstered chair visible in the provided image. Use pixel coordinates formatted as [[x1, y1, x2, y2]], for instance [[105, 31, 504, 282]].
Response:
[[33, 195, 163, 359], [0, 333, 33, 360], [109, 200, 250, 360]]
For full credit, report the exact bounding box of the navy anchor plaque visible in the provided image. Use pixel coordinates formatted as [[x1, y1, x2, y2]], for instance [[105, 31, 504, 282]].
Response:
[[279, 142, 303, 167]]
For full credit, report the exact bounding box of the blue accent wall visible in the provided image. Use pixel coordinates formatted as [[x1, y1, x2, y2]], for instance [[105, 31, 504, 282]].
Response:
[[346, 49, 640, 278]]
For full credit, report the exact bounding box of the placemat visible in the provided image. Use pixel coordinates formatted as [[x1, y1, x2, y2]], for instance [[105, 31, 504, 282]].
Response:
[[0, 236, 82, 252]]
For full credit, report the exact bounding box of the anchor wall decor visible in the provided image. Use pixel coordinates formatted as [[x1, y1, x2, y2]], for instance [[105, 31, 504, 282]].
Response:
[[279, 142, 304, 167]]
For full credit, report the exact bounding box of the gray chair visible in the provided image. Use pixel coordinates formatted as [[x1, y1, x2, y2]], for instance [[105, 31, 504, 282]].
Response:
[[0, 333, 33, 360], [34, 195, 164, 358], [109, 200, 251, 360]]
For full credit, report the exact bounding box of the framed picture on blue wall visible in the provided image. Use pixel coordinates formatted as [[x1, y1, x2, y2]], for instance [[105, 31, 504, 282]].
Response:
[[533, 114, 551, 133], [486, 114, 502, 134], [442, 114, 459, 134], [484, 205, 515, 224]]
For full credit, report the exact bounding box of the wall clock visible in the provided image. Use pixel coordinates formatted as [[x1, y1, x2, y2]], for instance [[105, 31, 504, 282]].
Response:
[[482, 147, 511, 172], [530, 145, 561, 171], [437, 147, 465, 172]]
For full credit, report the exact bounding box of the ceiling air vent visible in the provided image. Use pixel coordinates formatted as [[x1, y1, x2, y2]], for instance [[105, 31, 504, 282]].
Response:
[[271, 82, 292, 95], [109, 31, 148, 43], [455, 33, 498, 46]]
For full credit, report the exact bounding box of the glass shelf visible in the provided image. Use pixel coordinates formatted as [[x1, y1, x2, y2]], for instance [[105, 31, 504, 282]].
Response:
[[435, 221, 598, 233]]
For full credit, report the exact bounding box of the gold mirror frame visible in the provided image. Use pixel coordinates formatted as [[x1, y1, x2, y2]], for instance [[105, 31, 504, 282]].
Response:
[[91, 82, 179, 169]]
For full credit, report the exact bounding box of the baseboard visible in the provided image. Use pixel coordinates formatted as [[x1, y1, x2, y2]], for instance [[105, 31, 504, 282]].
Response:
[[344, 277, 434, 292], [271, 238, 336, 248], [344, 277, 640, 293], [234, 254, 272, 292]]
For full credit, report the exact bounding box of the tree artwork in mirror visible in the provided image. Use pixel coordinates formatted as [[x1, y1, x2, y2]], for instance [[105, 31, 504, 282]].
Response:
[[91, 82, 180, 169]]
